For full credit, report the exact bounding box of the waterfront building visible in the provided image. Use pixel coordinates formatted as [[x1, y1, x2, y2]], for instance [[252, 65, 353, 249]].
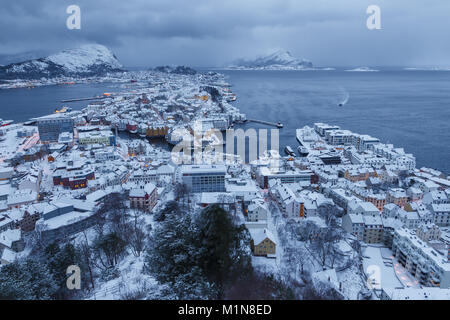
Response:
[[314, 123, 340, 137], [326, 129, 354, 146]]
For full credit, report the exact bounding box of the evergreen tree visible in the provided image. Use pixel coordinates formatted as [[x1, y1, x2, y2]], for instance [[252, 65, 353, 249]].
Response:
[[0, 260, 58, 300], [195, 205, 252, 299], [44, 242, 83, 299], [146, 204, 252, 299]]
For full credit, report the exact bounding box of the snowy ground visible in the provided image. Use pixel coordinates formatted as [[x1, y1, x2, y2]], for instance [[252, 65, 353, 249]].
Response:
[[363, 245, 403, 290], [85, 254, 158, 300]]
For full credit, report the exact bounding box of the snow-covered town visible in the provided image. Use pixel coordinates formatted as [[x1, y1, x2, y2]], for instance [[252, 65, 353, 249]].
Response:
[[0, 62, 449, 301]]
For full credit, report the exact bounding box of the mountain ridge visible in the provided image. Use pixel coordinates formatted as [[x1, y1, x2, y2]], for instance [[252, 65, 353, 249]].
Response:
[[0, 44, 124, 79]]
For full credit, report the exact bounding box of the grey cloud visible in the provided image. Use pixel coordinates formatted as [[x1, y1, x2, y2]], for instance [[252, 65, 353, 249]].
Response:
[[0, 0, 449, 67]]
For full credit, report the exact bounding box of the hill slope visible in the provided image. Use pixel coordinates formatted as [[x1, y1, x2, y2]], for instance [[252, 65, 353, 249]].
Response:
[[0, 44, 124, 79]]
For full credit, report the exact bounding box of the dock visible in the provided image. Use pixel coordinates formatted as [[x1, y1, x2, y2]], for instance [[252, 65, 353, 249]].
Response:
[[246, 119, 283, 128], [61, 96, 106, 103]]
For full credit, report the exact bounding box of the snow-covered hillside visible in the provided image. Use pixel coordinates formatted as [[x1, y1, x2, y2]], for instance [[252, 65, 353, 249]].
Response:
[[0, 44, 124, 79], [0, 50, 49, 66], [229, 50, 313, 70]]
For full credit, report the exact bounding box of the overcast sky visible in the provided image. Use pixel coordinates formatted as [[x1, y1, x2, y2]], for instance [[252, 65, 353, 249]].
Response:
[[1, 0, 450, 67]]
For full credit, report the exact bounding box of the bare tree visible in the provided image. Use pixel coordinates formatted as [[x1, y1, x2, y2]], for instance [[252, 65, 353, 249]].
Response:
[[124, 210, 148, 257], [174, 182, 191, 210], [80, 230, 95, 290], [318, 203, 339, 226]]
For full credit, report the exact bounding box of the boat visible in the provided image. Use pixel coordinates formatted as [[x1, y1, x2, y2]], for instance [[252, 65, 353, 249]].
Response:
[[276, 122, 284, 128], [338, 92, 349, 106], [226, 95, 237, 102], [0, 119, 13, 127], [284, 146, 295, 156], [297, 146, 309, 157], [54, 106, 72, 113]]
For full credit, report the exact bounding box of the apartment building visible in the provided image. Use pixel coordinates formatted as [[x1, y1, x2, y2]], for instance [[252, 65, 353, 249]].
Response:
[[129, 182, 158, 211], [181, 164, 226, 193], [35, 114, 74, 143], [387, 188, 409, 208], [392, 228, 450, 288]]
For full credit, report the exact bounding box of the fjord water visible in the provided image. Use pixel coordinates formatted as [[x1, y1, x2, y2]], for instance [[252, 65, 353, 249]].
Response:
[[221, 69, 450, 174], [0, 82, 119, 121], [0, 69, 449, 173]]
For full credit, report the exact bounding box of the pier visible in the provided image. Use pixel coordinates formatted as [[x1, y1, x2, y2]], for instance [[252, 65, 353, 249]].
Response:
[[61, 96, 106, 103], [246, 119, 283, 128]]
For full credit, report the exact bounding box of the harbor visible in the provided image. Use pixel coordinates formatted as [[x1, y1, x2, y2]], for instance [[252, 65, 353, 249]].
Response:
[[61, 95, 109, 103]]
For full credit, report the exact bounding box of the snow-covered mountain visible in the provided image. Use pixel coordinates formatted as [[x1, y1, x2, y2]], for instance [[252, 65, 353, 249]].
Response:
[[0, 50, 50, 66], [228, 50, 313, 70], [0, 44, 124, 79]]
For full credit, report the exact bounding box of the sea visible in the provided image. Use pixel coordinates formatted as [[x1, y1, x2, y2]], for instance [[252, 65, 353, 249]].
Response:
[[0, 68, 449, 174]]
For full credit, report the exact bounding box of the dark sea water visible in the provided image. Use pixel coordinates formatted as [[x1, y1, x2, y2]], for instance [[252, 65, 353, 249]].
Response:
[[0, 70, 449, 173], [221, 69, 450, 174], [0, 82, 120, 121]]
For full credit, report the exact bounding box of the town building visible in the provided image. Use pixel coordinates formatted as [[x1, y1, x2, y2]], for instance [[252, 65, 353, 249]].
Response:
[[249, 228, 276, 257], [129, 182, 158, 211], [181, 164, 226, 193], [78, 130, 116, 146], [35, 114, 74, 143], [392, 227, 450, 288]]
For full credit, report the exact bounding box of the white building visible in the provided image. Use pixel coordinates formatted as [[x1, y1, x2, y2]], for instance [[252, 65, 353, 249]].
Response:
[[392, 227, 450, 288]]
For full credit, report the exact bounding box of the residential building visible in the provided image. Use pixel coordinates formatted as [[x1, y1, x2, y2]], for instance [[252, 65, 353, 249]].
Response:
[[387, 188, 409, 208], [416, 223, 441, 242], [247, 199, 268, 222], [257, 167, 313, 189], [129, 182, 158, 211], [392, 228, 450, 288], [249, 228, 276, 257]]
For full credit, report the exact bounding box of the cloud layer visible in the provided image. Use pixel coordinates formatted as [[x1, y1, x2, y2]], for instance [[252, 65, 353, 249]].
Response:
[[1, 0, 449, 67]]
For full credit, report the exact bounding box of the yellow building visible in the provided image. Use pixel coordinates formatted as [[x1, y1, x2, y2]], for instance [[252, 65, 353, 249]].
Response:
[[78, 130, 116, 146], [250, 228, 276, 256]]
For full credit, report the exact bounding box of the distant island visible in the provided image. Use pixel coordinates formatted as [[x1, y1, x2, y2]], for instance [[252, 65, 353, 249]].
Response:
[[345, 67, 379, 72], [227, 50, 314, 70], [151, 65, 197, 75]]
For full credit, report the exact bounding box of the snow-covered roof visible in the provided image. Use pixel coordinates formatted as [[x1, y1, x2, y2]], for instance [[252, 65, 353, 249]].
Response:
[[1, 247, 16, 264], [0, 229, 21, 248], [249, 228, 276, 245], [200, 192, 235, 204]]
